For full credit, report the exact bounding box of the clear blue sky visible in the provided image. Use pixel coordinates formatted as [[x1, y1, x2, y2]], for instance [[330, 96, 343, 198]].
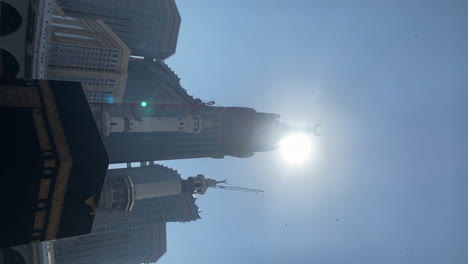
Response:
[[158, 1, 468, 263]]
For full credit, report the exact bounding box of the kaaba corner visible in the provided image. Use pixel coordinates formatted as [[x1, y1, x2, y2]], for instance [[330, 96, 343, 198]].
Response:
[[0, 79, 109, 248]]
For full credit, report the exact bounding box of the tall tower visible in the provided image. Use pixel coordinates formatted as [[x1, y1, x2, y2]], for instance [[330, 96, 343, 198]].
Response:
[[50, 163, 259, 264], [90, 164, 209, 234], [90, 163, 259, 235], [90, 103, 311, 163], [101, 171, 223, 213], [44, 15, 130, 103], [53, 224, 166, 264], [56, 0, 181, 59], [122, 59, 196, 105]]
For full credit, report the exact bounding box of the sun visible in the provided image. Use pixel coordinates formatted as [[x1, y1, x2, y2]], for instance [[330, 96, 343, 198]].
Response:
[[278, 133, 313, 165]]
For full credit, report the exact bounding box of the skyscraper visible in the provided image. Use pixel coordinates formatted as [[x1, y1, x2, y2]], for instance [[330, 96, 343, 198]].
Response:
[[90, 102, 310, 163], [122, 59, 197, 105], [90, 164, 201, 235], [44, 15, 130, 103], [49, 163, 216, 264], [53, 224, 166, 264], [56, 0, 181, 59]]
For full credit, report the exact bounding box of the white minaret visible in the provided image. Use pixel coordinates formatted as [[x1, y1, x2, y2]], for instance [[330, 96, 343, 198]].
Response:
[[100, 169, 263, 212], [100, 174, 224, 212], [99, 111, 214, 137], [132, 174, 221, 200], [133, 180, 182, 200]]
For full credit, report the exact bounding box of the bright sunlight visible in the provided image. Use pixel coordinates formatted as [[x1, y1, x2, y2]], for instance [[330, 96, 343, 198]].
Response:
[[278, 133, 313, 165]]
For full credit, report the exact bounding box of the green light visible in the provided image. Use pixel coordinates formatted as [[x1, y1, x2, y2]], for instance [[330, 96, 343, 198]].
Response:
[[141, 101, 147, 107]]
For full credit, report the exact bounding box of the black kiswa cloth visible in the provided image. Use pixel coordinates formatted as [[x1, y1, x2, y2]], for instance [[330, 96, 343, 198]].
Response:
[[0, 79, 109, 248]]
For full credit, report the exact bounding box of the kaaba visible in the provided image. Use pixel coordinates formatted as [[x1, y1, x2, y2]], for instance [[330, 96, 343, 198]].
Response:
[[0, 79, 109, 248]]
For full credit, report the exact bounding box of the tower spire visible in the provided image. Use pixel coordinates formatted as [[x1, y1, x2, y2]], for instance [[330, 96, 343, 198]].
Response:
[[187, 175, 263, 194], [210, 184, 264, 194]]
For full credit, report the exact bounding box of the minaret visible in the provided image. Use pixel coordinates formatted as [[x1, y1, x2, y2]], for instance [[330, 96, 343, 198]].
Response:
[[100, 173, 223, 212], [92, 164, 262, 235]]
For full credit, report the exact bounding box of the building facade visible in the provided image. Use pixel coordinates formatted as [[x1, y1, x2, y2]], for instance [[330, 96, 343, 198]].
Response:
[[52, 224, 166, 264], [44, 16, 130, 103], [56, 0, 181, 59], [91, 164, 200, 235], [122, 59, 197, 105]]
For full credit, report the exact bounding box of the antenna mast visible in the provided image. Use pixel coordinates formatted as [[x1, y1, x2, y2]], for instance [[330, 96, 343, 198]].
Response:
[[190, 174, 264, 195], [211, 184, 263, 193]]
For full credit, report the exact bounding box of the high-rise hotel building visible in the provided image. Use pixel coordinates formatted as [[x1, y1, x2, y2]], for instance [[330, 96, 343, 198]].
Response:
[[56, 0, 181, 60], [91, 164, 201, 235], [44, 15, 130, 103], [122, 59, 197, 105], [91, 102, 310, 163], [53, 224, 166, 264]]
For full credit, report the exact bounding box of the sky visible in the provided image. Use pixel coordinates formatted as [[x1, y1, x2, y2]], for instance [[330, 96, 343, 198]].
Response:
[[155, 1, 468, 263]]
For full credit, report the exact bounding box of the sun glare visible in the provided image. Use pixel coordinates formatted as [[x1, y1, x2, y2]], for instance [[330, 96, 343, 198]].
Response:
[[278, 133, 313, 165]]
